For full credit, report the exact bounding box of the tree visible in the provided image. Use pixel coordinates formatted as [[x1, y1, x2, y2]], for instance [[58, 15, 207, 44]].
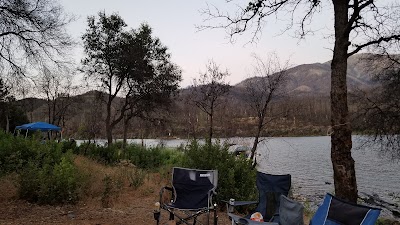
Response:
[[190, 61, 231, 145], [352, 56, 400, 159], [242, 53, 289, 164], [82, 12, 129, 146], [82, 12, 181, 146], [0, 0, 73, 78], [0, 78, 29, 132], [201, 0, 400, 202], [0, 77, 10, 131], [120, 24, 181, 147], [37, 67, 76, 127]]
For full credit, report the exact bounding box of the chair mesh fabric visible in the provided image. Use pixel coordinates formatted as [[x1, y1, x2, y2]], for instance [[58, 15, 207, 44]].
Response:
[[255, 172, 291, 220], [171, 167, 217, 210], [278, 195, 304, 225], [310, 193, 381, 225]]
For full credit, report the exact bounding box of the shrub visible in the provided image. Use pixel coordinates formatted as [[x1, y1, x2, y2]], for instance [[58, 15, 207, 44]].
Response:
[[18, 151, 84, 205], [0, 132, 35, 174], [181, 140, 257, 204], [76, 142, 121, 165], [127, 168, 147, 189], [124, 144, 184, 170], [61, 139, 78, 153], [0, 132, 84, 204]]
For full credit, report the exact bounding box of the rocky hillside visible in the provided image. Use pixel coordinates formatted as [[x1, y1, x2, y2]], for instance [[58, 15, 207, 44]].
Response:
[[236, 53, 392, 96]]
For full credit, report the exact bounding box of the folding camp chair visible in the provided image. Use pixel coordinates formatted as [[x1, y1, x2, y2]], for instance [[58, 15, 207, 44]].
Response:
[[227, 172, 298, 225], [310, 193, 381, 225], [154, 167, 218, 225], [228, 195, 304, 225]]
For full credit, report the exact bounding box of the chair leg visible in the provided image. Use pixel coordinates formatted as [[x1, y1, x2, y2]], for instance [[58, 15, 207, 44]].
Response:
[[213, 205, 218, 225]]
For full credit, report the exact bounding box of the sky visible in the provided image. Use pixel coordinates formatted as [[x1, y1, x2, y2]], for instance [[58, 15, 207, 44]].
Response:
[[59, 0, 335, 88]]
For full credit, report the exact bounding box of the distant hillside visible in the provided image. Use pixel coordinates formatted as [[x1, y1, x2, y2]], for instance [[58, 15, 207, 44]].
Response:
[[15, 53, 395, 138], [236, 53, 393, 96]]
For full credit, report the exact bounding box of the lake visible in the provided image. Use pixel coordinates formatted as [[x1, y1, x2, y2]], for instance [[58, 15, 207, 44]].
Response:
[[77, 136, 400, 218]]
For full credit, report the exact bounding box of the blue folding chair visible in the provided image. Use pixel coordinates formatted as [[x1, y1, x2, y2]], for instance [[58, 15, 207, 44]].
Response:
[[310, 193, 381, 225], [154, 167, 218, 225], [227, 172, 302, 225]]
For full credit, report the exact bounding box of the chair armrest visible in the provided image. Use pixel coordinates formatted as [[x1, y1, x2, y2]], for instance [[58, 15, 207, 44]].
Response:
[[222, 200, 258, 213], [222, 200, 258, 207]]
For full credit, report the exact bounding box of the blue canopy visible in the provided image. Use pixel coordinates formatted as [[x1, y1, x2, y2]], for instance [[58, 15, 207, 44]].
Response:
[[15, 122, 61, 132]]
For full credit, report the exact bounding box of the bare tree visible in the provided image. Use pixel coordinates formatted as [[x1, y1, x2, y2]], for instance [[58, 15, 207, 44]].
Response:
[[243, 53, 289, 164], [37, 67, 76, 127], [200, 0, 400, 202], [190, 60, 231, 145], [352, 55, 400, 159], [0, 0, 73, 78]]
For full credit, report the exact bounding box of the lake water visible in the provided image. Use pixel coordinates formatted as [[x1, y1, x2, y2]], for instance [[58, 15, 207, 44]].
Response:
[[77, 136, 400, 218]]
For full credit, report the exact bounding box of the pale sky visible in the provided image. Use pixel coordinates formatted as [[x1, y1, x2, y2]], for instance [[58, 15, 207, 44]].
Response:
[[59, 0, 335, 88]]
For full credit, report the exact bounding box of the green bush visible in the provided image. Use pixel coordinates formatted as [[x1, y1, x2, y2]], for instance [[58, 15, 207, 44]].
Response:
[[0, 132, 48, 174], [18, 150, 83, 205], [75, 141, 185, 170], [124, 144, 184, 170], [61, 139, 78, 153], [76, 142, 121, 165], [181, 140, 257, 204], [0, 132, 84, 204]]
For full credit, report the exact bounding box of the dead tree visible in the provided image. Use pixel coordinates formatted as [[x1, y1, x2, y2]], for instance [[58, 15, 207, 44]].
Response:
[[243, 53, 289, 164], [190, 60, 231, 145]]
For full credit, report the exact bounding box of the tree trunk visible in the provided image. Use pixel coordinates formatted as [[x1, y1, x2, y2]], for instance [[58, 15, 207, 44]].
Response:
[[208, 112, 213, 146], [122, 117, 129, 149], [106, 100, 113, 146], [5, 112, 9, 133], [331, 0, 358, 203], [208, 104, 214, 146], [250, 117, 263, 161]]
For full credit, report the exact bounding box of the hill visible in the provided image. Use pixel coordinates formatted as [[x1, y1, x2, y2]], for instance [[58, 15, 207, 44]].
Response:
[[15, 53, 392, 138], [236, 53, 390, 96]]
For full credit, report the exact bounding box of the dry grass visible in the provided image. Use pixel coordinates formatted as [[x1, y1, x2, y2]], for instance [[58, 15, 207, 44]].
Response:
[[0, 155, 319, 224], [0, 155, 232, 225]]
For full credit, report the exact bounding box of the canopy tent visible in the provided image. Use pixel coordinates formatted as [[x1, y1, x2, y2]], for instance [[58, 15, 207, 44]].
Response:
[[15, 122, 62, 138], [16, 122, 61, 131]]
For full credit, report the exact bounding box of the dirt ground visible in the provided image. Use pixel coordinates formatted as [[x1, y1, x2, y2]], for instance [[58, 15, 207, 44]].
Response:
[[0, 156, 232, 225], [0, 187, 231, 225]]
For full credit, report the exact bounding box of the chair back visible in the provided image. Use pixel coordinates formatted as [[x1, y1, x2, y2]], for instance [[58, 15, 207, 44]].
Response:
[[255, 172, 291, 220], [310, 193, 381, 225], [172, 167, 218, 210], [278, 195, 304, 225]]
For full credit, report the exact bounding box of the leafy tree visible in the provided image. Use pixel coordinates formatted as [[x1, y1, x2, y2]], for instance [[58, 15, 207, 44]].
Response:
[[121, 24, 181, 147], [189, 61, 230, 145], [0, 0, 73, 78], [82, 12, 127, 146], [82, 12, 181, 146], [201, 0, 400, 202]]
